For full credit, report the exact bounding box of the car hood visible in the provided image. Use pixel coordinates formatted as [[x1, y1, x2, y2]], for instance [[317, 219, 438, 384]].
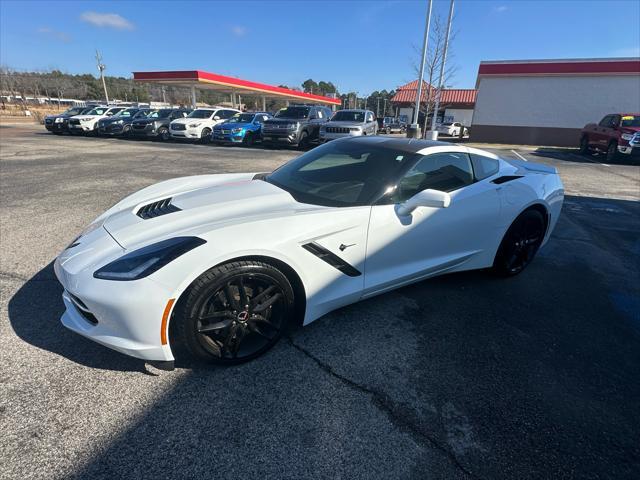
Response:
[[101, 173, 324, 249], [171, 117, 206, 125], [216, 122, 251, 129], [622, 126, 640, 134], [264, 118, 302, 124], [132, 118, 162, 124]]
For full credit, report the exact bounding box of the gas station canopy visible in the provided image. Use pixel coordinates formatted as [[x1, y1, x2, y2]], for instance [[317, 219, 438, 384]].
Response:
[[133, 70, 341, 107]]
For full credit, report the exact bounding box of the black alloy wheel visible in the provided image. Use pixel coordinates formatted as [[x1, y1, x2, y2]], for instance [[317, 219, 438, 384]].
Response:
[[200, 128, 211, 144], [176, 261, 294, 364], [606, 142, 618, 163], [579, 136, 590, 155], [243, 132, 255, 146], [158, 127, 170, 141], [493, 209, 545, 276]]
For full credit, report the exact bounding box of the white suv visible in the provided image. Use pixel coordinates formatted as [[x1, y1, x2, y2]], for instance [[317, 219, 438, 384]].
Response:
[[170, 107, 240, 142], [68, 106, 124, 135]]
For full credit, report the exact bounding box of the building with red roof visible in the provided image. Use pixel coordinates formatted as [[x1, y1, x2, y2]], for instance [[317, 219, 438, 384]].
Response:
[[390, 79, 477, 127]]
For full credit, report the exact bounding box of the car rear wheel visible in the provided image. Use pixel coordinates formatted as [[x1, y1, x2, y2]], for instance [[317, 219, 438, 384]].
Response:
[[492, 209, 545, 277], [175, 260, 295, 365], [579, 136, 591, 155], [606, 141, 617, 163]]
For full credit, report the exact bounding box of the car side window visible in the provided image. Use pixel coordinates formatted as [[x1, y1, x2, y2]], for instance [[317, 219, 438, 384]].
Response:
[[220, 110, 236, 119], [599, 115, 612, 127], [394, 152, 474, 202], [610, 115, 620, 128], [469, 153, 499, 180], [366, 112, 374, 122]]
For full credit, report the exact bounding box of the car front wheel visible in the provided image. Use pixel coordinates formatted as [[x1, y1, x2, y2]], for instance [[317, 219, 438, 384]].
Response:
[[175, 260, 295, 365], [579, 136, 591, 155], [606, 142, 618, 163]]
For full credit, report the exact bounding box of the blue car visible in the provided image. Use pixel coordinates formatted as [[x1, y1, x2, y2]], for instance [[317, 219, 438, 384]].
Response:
[[211, 111, 272, 146]]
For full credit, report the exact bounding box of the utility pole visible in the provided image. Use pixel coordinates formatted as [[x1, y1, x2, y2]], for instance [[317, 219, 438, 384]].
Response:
[[95, 50, 109, 103], [408, 0, 433, 138], [383, 98, 387, 117], [430, 0, 455, 136]]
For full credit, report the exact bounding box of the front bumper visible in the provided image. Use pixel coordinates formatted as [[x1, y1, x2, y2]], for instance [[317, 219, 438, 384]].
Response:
[[98, 123, 127, 135], [617, 144, 640, 156], [69, 123, 94, 132], [54, 245, 175, 362], [212, 129, 246, 143], [170, 127, 201, 139], [130, 125, 158, 137], [262, 130, 299, 144], [45, 121, 69, 132]]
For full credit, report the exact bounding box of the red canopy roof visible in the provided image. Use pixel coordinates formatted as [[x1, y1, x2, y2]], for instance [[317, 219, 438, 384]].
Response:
[[133, 70, 341, 105]]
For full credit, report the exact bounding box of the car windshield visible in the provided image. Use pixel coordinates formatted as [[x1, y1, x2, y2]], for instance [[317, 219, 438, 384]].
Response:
[[187, 109, 214, 119], [147, 109, 173, 118], [332, 111, 365, 122], [133, 110, 150, 118], [85, 107, 108, 115], [621, 115, 640, 127], [275, 107, 310, 119], [265, 141, 417, 207], [64, 107, 85, 115], [115, 109, 138, 118], [229, 113, 257, 123]]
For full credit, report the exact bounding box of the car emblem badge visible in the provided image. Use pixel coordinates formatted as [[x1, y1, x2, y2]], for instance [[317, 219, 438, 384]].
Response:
[[237, 311, 249, 321]]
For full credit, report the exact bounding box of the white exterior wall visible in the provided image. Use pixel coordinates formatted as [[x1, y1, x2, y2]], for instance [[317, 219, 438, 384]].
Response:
[[443, 108, 474, 126], [473, 75, 640, 128]]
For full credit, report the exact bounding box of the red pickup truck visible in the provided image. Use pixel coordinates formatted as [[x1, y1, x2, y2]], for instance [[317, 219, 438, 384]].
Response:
[[579, 113, 640, 162]]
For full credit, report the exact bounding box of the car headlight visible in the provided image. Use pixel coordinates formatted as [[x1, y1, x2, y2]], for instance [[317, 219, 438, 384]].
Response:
[[232, 128, 243, 133], [55, 117, 64, 123], [188, 122, 201, 128], [350, 127, 362, 132], [114, 119, 124, 124], [621, 133, 634, 141], [287, 123, 298, 130], [94, 237, 206, 281]]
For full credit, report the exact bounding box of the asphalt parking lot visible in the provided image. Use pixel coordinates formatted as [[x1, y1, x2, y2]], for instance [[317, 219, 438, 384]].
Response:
[[1, 123, 639, 480]]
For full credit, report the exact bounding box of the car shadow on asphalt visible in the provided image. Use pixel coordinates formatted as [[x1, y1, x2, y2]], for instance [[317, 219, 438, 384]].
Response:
[[7, 261, 144, 373], [530, 147, 639, 166]]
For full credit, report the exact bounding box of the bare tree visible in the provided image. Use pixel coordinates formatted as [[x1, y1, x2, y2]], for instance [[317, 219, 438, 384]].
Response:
[[411, 14, 458, 136]]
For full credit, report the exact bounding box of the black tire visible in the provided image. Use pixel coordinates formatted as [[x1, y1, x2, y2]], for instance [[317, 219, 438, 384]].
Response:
[[579, 135, 591, 155], [606, 141, 617, 163], [298, 131, 310, 150], [243, 132, 255, 146], [175, 260, 295, 365], [158, 127, 170, 141], [200, 128, 211, 144], [492, 209, 546, 277]]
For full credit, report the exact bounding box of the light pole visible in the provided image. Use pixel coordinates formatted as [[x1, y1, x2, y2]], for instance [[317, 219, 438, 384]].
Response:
[[407, 0, 433, 138], [429, 0, 455, 138], [95, 50, 109, 103]]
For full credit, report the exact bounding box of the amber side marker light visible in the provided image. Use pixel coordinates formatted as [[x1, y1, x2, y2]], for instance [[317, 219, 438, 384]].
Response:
[[161, 298, 176, 345]]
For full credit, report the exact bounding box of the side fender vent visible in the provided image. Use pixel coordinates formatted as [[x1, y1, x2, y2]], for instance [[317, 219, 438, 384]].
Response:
[[136, 198, 181, 219], [302, 242, 361, 277], [492, 175, 523, 185]]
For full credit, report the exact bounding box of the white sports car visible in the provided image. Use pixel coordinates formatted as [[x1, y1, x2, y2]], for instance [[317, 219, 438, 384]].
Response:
[[54, 137, 564, 368]]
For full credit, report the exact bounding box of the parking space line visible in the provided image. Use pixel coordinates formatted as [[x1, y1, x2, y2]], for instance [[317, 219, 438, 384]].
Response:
[[511, 150, 528, 161]]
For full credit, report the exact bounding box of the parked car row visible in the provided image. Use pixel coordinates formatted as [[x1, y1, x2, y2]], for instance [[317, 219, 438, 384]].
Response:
[[44, 104, 415, 148]]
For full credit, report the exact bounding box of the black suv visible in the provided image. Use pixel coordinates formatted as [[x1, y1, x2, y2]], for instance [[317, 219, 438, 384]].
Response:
[[262, 105, 332, 148], [44, 106, 92, 134], [130, 108, 191, 141], [97, 108, 150, 137]]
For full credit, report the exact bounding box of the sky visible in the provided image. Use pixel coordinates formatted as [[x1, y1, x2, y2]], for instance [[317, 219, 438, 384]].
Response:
[[1, 0, 639, 94]]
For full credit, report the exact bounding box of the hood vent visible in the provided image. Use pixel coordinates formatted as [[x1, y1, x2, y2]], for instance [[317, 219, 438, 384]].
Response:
[[136, 197, 181, 219]]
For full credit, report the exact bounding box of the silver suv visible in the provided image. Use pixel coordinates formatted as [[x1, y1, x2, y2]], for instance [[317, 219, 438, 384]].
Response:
[[319, 109, 377, 142]]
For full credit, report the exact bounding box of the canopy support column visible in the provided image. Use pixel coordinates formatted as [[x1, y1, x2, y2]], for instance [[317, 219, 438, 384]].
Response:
[[262, 96, 266, 111], [190, 86, 197, 109]]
